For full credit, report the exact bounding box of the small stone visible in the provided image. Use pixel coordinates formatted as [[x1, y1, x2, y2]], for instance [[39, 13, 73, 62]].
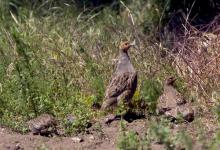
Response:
[[14, 142, 23, 150], [182, 109, 194, 122], [89, 135, 95, 140], [71, 137, 84, 143], [66, 114, 75, 124], [0, 128, 5, 134], [5, 145, 11, 149], [140, 100, 148, 109], [91, 103, 101, 110], [86, 122, 92, 128]]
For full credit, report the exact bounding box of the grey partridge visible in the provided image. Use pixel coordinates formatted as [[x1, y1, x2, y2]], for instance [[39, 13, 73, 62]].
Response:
[[101, 41, 137, 123], [157, 77, 194, 122], [27, 113, 58, 136]]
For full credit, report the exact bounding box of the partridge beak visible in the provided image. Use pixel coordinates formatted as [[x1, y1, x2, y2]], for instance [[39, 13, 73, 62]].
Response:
[[170, 76, 177, 81], [130, 40, 138, 50]]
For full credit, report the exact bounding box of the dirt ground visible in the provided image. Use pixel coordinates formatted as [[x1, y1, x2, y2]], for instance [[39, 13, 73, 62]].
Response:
[[0, 117, 166, 150], [0, 114, 218, 150]]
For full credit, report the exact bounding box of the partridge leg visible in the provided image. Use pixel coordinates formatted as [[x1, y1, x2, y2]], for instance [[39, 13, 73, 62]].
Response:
[[105, 91, 132, 124]]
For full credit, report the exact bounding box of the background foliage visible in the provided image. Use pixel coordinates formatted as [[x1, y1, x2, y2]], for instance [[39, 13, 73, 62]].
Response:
[[0, 0, 220, 148]]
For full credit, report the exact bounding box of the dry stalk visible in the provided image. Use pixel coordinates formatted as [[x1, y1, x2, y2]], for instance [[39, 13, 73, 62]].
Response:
[[170, 15, 220, 100]]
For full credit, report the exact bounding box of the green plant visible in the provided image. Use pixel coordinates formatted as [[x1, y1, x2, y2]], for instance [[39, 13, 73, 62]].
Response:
[[117, 121, 140, 150], [117, 131, 140, 150], [146, 119, 174, 150], [0, 1, 218, 146], [175, 130, 193, 150], [141, 78, 162, 114], [209, 131, 220, 150]]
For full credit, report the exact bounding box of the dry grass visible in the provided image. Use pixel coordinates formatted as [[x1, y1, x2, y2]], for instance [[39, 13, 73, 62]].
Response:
[[0, 1, 220, 149], [166, 15, 220, 104]]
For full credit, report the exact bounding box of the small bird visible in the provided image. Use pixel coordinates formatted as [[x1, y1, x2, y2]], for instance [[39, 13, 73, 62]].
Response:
[[27, 113, 58, 136], [157, 77, 186, 114], [157, 77, 194, 122], [101, 40, 137, 123]]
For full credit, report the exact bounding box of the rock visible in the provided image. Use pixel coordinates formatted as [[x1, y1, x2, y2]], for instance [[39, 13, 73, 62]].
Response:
[[86, 122, 92, 128], [14, 144, 23, 150], [14, 141, 23, 150], [0, 128, 5, 134], [182, 108, 194, 122], [66, 114, 76, 124], [71, 137, 84, 143], [89, 135, 95, 140], [91, 103, 101, 110]]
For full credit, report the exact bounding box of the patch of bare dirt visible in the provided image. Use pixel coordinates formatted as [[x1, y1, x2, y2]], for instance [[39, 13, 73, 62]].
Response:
[[0, 112, 218, 150], [0, 118, 148, 150]]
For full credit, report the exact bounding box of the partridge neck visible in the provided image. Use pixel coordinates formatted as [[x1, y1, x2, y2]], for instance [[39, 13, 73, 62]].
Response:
[[164, 84, 174, 93], [119, 50, 130, 59], [116, 50, 134, 73]]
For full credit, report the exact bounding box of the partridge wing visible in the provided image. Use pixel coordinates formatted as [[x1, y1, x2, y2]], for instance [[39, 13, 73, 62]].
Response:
[[168, 88, 186, 106], [105, 72, 137, 99]]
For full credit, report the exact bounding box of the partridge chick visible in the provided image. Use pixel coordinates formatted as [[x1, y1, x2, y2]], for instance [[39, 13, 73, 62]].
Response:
[[27, 113, 58, 136], [157, 77, 194, 122]]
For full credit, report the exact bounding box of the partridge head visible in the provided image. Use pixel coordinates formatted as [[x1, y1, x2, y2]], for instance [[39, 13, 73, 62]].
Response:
[[119, 40, 136, 52], [165, 76, 176, 86]]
